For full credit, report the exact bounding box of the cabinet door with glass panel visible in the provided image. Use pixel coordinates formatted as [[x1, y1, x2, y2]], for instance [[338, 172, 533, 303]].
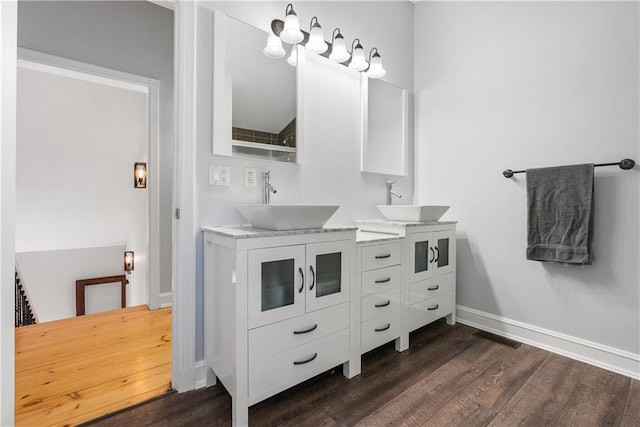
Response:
[[305, 240, 350, 312], [248, 241, 350, 328], [409, 231, 454, 283]]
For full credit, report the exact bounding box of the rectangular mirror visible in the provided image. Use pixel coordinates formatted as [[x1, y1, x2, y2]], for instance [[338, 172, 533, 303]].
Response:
[[361, 76, 408, 176], [212, 12, 299, 163]]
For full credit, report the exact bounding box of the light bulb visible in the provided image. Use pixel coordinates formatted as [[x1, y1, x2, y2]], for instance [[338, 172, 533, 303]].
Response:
[[306, 20, 328, 54], [287, 46, 297, 66], [349, 41, 368, 71], [329, 33, 350, 63], [366, 50, 386, 79], [263, 33, 285, 59], [280, 6, 304, 44]]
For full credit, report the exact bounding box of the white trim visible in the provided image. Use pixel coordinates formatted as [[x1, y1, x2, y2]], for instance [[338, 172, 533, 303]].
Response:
[[172, 0, 197, 392], [18, 48, 156, 94], [194, 359, 208, 389], [456, 305, 640, 380], [17, 49, 163, 312], [232, 140, 296, 153], [148, 0, 175, 11], [0, 2, 17, 425], [159, 291, 173, 308]]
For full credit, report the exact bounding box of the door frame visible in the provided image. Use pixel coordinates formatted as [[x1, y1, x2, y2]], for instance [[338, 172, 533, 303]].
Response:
[[2, 2, 201, 424], [16, 47, 162, 310]]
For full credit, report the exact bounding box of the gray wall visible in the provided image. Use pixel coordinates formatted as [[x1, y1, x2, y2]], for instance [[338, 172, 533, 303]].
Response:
[[18, 1, 174, 295], [414, 1, 639, 357]]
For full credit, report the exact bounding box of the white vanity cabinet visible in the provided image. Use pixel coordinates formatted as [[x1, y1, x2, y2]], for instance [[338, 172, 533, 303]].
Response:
[[357, 237, 406, 354], [357, 221, 457, 346], [203, 227, 359, 426]]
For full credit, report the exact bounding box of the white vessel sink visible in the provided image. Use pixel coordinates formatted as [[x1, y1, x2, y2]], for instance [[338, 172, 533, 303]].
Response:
[[376, 205, 450, 222], [237, 204, 340, 231]]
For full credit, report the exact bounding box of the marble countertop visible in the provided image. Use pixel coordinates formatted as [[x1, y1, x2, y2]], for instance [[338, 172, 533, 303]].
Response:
[[356, 230, 404, 244], [202, 225, 357, 239], [355, 219, 458, 227]]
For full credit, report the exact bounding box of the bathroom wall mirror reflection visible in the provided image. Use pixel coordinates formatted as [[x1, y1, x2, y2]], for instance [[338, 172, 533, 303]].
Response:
[[361, 76, 408, 176], [212, 12, 299, 164]]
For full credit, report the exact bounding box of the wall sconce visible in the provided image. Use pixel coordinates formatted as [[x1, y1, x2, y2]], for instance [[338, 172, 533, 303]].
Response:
[[124, 251, 134, 273], [134, 162, 147, 189], [264, 3, 387, 79]]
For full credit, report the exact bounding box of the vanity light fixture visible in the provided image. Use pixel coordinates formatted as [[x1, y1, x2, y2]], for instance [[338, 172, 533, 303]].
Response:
[[124, 251, 134, 273], [287, 45, 298, 66], [134, 162, 147, 189], [305, 17, 328, 54], [329, 28, 350, 63], [263, 4, 388, 78], [348, 38, 368, 71], [366, 47, 386, 79], [263, 33, 286, 59], [280, 3, 304, 44]]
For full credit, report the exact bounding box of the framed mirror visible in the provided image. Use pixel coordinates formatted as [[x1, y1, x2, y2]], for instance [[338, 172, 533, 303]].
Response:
[[212, 12, 300, 164], [360, 76, 408, 176]]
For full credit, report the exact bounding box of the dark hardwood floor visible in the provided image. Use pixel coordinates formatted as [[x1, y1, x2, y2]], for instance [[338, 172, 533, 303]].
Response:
[[83, 320, 639, 427]]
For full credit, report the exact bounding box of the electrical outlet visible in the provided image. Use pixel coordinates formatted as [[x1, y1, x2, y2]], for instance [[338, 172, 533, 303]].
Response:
[[245, 168, 257, 187], [209, 165, 231, 186]]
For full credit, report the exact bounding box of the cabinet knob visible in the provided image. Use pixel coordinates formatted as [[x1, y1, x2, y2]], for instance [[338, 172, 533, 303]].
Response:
[[375, 300, 391, 308], [427, 304, 439, 311], [375, 277, 391, 284], [309, 265, 316, 291], [427, 285, 439, 291], [375, 254, 391, 259]]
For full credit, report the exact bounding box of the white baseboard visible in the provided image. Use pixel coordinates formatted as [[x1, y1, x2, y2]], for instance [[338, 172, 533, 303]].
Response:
[[194, 359, 208, 389], [159, 291, 172, 308], [456, 305, 640, 380]]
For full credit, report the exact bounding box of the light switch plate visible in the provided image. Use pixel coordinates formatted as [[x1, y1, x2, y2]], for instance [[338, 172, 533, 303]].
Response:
[[245, 168, 257, 187], [209, 165, 231, 186]]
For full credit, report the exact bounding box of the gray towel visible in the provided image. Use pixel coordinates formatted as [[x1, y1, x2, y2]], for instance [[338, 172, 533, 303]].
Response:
[[526, 163, 594, 264]]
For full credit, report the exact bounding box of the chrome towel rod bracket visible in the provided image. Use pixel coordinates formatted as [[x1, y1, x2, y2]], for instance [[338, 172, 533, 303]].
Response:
[[502, 158, 636, 178]]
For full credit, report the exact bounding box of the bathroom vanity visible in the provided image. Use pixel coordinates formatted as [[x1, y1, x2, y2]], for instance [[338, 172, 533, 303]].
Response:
[[202, 226, 359, 426], [202, 219, 455, 426]]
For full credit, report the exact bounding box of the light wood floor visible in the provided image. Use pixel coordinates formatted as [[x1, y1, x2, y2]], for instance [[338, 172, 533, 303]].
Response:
[[15, 305, 172, 427], [86, 320, 639, 427]]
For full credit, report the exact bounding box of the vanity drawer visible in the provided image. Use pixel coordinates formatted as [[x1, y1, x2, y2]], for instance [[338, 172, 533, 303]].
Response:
[[361, 288, 402, 322], [409, 273, 454, 305], [409, 291, 454, 332], [362, 265, 402, 296], [249, 302, 349, 364], [361, 310, 402, 354], [249, 328, 349, 405], [362, 242, 402, 271]]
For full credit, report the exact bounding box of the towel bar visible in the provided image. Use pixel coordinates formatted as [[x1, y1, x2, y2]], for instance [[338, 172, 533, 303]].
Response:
[[503, 158, 635, 178]]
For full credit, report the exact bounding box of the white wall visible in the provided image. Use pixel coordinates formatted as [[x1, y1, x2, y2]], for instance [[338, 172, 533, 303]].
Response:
[[414, 1, 639, 369], [16, 66, 148, 311], [18, 1, 174, 294], [195, 1, 415, 358], [16, 246, 126, 322]]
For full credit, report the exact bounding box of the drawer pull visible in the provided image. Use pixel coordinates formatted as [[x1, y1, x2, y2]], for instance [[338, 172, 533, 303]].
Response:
[[309, 265, 316, 291], [427, 285, 440, 291], [293, 324, 318, 335], [298, 267, 304, 293], [375, 254, 391, 259], [375, 300, 391, 308], [427, 304, 439, 311], [375, 277, 391, 284], [375, 323, 391, 332], [293, 353, 318, 365], [429, 247, 435, 263]]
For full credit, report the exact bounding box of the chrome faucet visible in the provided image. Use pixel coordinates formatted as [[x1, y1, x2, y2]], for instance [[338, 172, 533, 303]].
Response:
[[263, 171, 277, 204], [386, 180, 402, 205]]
